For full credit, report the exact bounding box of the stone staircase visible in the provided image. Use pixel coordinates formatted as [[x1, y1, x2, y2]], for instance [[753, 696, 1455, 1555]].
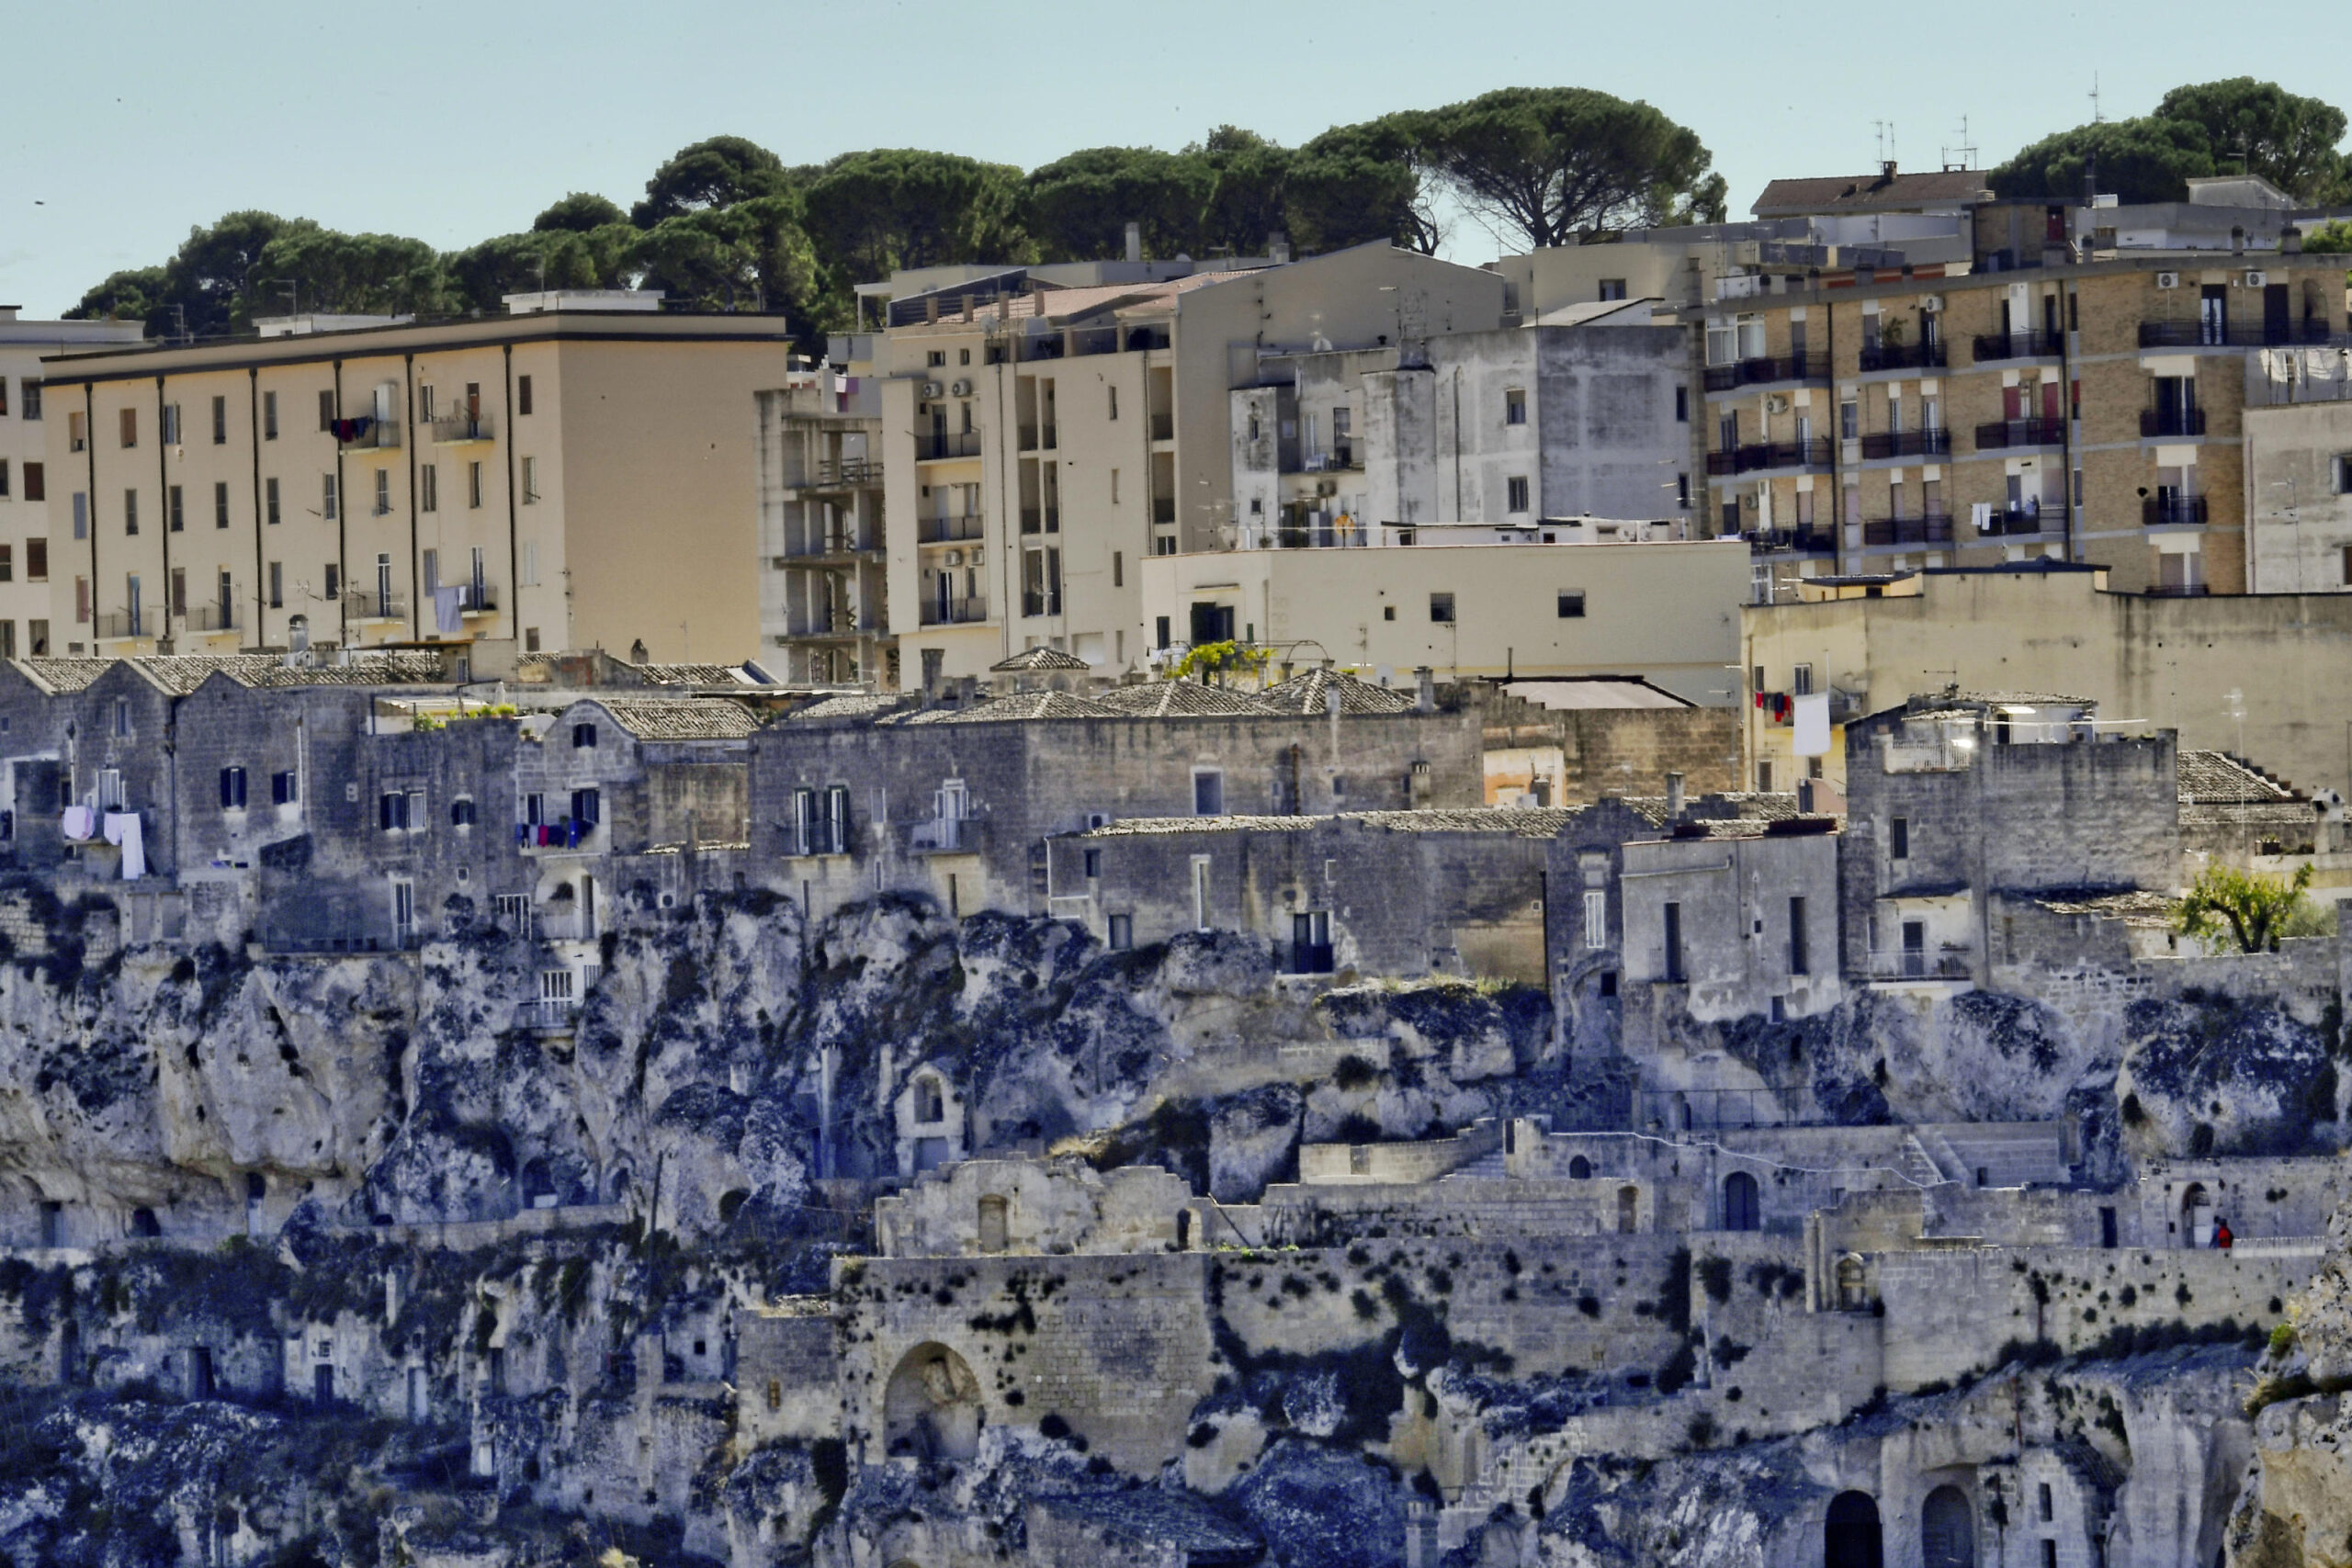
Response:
[[1441, 1149, 1508, 1182]]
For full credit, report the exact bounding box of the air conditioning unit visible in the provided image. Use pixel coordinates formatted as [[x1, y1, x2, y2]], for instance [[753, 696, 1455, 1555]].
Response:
[[1764, 394, 1791, 414], [1920, 295, 1944, 312], [968, 547, 984, 568], [1316, 479, 1337, 497], [2155, 272, 2180, 289], [950, 378, 973, 397], [2244, 270, 2268, 288], [944, 549, 963, 566], [922, 380, 944, 399]]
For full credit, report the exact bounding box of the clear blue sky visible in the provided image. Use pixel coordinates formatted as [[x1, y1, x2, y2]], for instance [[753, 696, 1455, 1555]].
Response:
[[5, 0, 2347, 319]]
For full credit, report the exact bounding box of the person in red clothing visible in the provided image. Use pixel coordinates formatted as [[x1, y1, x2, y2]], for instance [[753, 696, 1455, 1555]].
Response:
[[2213, 1217, 2233, 1249]]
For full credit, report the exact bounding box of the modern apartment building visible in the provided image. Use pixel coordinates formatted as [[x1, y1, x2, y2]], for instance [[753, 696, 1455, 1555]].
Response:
[[0, 308, 147, 658], [37, 294, 794, 662], [1692, 249, 2350, 598], [874, 244, 1506, 684], [755, 346, 888, 685]]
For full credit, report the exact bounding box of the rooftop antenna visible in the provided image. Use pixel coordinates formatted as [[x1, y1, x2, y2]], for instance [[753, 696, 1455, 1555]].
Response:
[[2088, 73, 2104, 125], [1941, 116, 1977, 174], [1872, 120, 1892, 166]]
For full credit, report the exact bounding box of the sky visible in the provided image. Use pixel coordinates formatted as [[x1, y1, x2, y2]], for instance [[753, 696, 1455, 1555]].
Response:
[[5, 0, 2350, 319]]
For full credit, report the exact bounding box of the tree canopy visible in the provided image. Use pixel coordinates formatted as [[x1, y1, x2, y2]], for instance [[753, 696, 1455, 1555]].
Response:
[[1992, 77, 2351, 205]]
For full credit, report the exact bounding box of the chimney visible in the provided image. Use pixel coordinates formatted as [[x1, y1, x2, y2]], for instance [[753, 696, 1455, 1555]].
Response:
[[960, 294, 975, 322], [924, 295, 940, 324], [1666, 772, 1686, 820], [1269, 231, 1292, 265], [1125, 222, 1142, 265], [1415, 666, 1434, 712], [2284, 224, 2304, 255], [2233, 225, 2246, 255]]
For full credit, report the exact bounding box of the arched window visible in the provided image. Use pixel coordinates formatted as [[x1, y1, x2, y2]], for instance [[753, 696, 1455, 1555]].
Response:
[[1569, 1155, 1593, 1180], [1836, 1255, 1869, 1311], [1920, 1485, 1973, 1568], [883, 1343, 984, 1461], [914, 1077, 945, 1123], [1723, 1170, 1760, 1232], [2181, 1181, 2213, 1247], [1825, 1491, 1883, 1568]]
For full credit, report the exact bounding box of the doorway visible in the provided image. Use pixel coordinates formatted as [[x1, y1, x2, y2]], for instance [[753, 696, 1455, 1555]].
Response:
[[1825, 1491, 1883, 1568]]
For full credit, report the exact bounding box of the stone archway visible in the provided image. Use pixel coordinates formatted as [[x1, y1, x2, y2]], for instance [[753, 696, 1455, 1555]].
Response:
[[1825, 1490, 1882, 1568], [1921, 1483, 1973, 1568], [883, 1343, 984, 1461]]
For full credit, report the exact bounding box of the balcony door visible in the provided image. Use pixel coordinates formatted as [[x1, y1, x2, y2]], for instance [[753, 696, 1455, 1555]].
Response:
[[2199, 285, 2227, 345], [2266, 282, 2290, 344]]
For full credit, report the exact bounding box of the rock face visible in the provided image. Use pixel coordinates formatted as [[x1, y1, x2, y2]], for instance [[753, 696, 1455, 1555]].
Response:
[[0, 887, 2341, 1566]]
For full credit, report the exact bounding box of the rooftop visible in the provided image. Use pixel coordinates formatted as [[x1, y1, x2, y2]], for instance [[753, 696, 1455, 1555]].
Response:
[[588, 698, 763, 741], [1500, 675, 1695, 712], [990, 646, 1092, 673], [1091, 681, 1275, 718], [1254, 668, 1420, 716], [1751, 166, 1996, 219], [2177, 750, 2297, 806], [1077, 807, 1577, 839], [900, 690, 1121, 724]]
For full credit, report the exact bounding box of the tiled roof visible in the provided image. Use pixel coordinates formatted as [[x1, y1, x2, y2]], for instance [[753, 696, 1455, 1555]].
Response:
[[13, 658, 118, 693], [989, 646, 1091, 672], [1254, 668, 1419, 716], [1751, 169, 1995, 217], [2034, 889, 2177, 925], [787, 693, 908, 723], [1622, 791, 1804, 829], [904, 690, 1120, 724], [1091, 682, 1274, 718], [2177, 750, 2296, 805], [630, 661, 760, 687], [592, 698, 762, 740], [227, 652, 451, 688]]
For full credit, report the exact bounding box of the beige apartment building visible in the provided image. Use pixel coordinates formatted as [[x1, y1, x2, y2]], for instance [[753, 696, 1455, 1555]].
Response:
[[0, 308, 146, 658], [1692, 250, 2350, 598], [756, 344, 888, 685], [874, 244, 1507, 684], [39, 296, 794, 662]]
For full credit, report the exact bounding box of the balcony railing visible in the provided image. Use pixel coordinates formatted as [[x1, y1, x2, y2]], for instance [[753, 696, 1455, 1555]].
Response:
[[333, 419, 401, 452], [1021, 590, 1062, 618], [793, 457, 882, 489], [1019, 506, 1060, 535], [1272, 525, 1371, 549], [429, 413, 495, 445], [96, 610, 153, 639], [1149, 412, 1174, 441], [917, 513, 985, 545], [1858, 340, 1947, 372], [916, 432, 981, 460], [1284, 942, 1335, 976], [1867, 946, 1973, 981], [784, 612, 882, 638], [1860, 511, 1954, 547], [1300, 449, 1363, 472], [1707, 438, 1833, 477], [2146, 582, 2211, 597], [1016, 423, 1060, 451], [1150, 498, 1175, 525], [454, 581, 498, 615], [188, 604, 241, 633], [1745, 527, 1838, 555], [1978, 504, 2057, 537], [2140, 408, 2207, 437], [345, 592, 407, 622], [520, 997, 580, 1031], [1973, 330, 2064, 361], [1974, 418, 2066, 451], [1702, 353, 1829, 392], [2143, 495, 2210, 527], [918, 596, 988, 626], [1859, 429, 1952, 460], [782, 533, 873, 558], [517, 818, 594, 851]]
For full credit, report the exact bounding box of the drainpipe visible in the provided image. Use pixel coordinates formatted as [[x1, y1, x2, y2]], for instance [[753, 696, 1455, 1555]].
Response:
[[333, 359, 349, 647], [503, 344, 522, 650], [154, 375, 172, 649], [249, 368, 265, 647], [83, 384, 98, 649], [405, 354, 422, 642]]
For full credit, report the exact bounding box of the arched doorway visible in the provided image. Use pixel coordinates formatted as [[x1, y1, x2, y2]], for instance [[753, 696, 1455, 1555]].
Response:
[[1724, 1170, 1761, 1232], [883, 1343, 984, 1461], [1837, 1256, 1869, 1311], [1825, 1491, 1882, 1568], [1617, 1185, 1639, 1235], [2181, 1182, 2213, 1247], [1921, 1484, 1973, 1568], [1569, 1156, 1593, 1180]]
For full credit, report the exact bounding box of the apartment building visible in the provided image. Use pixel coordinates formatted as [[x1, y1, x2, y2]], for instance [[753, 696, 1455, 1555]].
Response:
[[0, 309, 147, 659], [2242, 398, 2352, 592], [1694, 249, 2350, 598], [755, 345, 888, 685], [875, 244, 1506, 684], [38, 293, 793, 662]]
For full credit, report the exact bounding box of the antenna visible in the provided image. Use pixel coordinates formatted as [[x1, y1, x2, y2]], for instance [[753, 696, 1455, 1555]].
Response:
[[1871, 120, 1891, 166], [2088, 73, 2104, 125], [1941, 116, 1977, 173]]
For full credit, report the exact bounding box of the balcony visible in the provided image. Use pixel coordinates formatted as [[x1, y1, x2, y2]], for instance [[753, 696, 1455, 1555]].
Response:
[[783, 611, 882, 639], [520, 997, 580, 1032], [916, 432, 981, 461], [1284, 942, 1335, 976], [1019, 506, 1060, 535], [1974, 418, 2066, 451], [918, 595, 989, 626], [908, 814, 984, 853], [452, 581, 498, 615], [2143, 495, 2210, 527], [791, 457, 882, 489], [1707, 438, 1833, 477], [2140, 408, 2207, 438], [1746, 526, 1838, 556], [332, 418, 401, 453], [1973, 331, 2064, 361], [1021, 590, 1062, 618], [345, 592, 407, 623], [517, 818, 594, 852], [95, 609, 154, 640], [916, 513, 985, 545], [1272, 524, 1371, 548], [1978, 504, 2057, 537], [1861, 511, 1953, 547], [1858, 340, 1947, 373], [1017, 424, 1059, 452], [1859, 429, 1952, 461], [1150, 497, 1175, 526], [781, 532, 874, 559], [1149, 412, 1174, 442], [1300, 448, 1363, 473], [187, 604, 242, 633], [1867, 946, 1973, 982], [1702, 353, 1829, 393], [2145, 582, 2211, 597], [430, 413, 495, 445]]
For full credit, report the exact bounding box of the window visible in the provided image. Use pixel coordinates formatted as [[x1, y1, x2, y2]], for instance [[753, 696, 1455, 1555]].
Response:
[[1758, 760, 1774, 792], [0, 461, 6, 497], [211, 396, 227, 445], [526, 626, 541, 652], [267, 561, 283, 608], [1663, 901, 1685, 982], [1155, 615, 1170, 650], [27, 539, 46, 581], [522, 457, 538, 503], [119, 408, 138, 448], [1792, 662, 1814, 695], [1505, 389, 1527, 426], [1430, 592, 1455, 624], [0, 378, 7, 413], [1107, 913, 1133, 950], [1191, 855, 1212, 929], [217, 569, 232, 620], [317, 390, 334, 433], [1507, 476, 1530, 513], [1677, 472, 1690, 509], [516, 375, 534, 416], [1193, 770, 1224, 816], [75, 576, 90, 624], [2038, 1483, 2053, 1523], [2335, 455, 2352, 495], [1839, 397, 1858, 441], [1890, 816, 1909, 860], [1583, 889, 1607, 947], [323, 563, 340, 601], [418, 385, 435, 422], [450, 797, 475, 827], [160, 404, 180, 445], [379, 791, 413, 831], [420, 463, 437, 513], [373, 469, 390, 516], [0, 546, 12, 582], [1107, 386, 1118, 420], [20, 382, 38, 420], [1082, 848, 1102, 879], [266, 477, 281, 525], [1383, 604, 1396, 621], [1113, 549, 1123, 589], [122, 490, 139, 535], [263, 390, 278, 440], [522, 541, 539, 586], [468, 461, 483, 509], [1598, 278, 1627, 301], [1557, 591, 1586, 618], [925, 350, 945, 368], [1789, 897, 1808, 975], [572, 722, 597, 749], [220, 767, 247, 809], [168, 485, 184, 532], [213, 481, 230, 529], [22, 463, 40, 502], [1675, 386, 1689, 423], [571, 787, 601, 826], [322, 473, 336, 522]]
